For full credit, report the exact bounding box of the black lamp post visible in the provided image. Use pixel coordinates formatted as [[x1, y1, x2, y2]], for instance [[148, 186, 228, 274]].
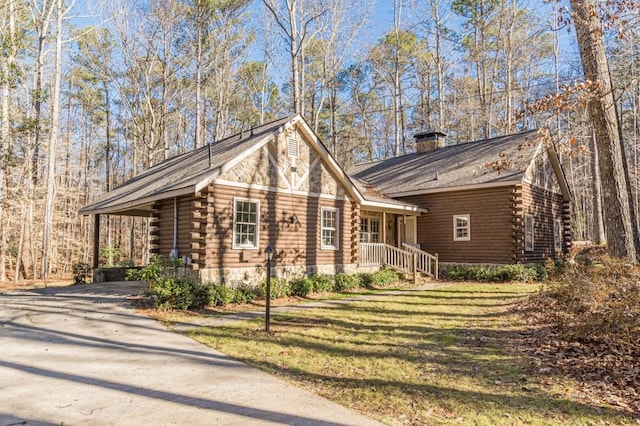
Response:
[[264, 244, 274, 333]]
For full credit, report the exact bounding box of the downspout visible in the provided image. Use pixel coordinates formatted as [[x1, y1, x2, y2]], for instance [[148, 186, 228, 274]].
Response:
[[172, 197, 178, 259]]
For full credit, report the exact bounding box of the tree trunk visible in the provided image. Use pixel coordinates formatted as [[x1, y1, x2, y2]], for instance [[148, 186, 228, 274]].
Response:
[[41, 0, 64, 279], [571, 0, 639, 261], [590, 128, 606, 244]]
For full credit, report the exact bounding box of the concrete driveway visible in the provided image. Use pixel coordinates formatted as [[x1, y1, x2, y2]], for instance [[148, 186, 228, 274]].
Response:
[[0, 282, 380, 425]]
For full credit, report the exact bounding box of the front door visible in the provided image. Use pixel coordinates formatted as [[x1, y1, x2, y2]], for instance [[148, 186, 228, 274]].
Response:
[[397, 216, 417, 248]]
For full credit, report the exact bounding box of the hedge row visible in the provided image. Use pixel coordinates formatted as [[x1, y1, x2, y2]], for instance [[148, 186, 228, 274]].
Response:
[[129, 260, 402, 310], [445, 263, 549, 282]]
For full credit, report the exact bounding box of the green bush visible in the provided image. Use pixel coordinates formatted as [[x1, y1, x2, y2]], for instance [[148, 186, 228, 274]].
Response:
[[360, 269, 400, 288], [208, 283, 233, 306], [290, 277, 313, 297], [148, 275, 209, 310], [334, 272, 361, 292], [232, 283, 259, 304], [310, 274, 334, 292], [259, 277, 291, 299], [446, 263, 545, 282], [126, 255, 168, 286], [72, 262, 92, 285]]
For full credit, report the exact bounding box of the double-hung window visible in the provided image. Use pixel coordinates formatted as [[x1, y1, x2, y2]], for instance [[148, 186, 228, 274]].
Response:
[[524, 214, 534, 252], [233, 198, 259, 249], [321, 207, 339, 249], [360, 216, 380, 243], [453, 214, 470, 241]]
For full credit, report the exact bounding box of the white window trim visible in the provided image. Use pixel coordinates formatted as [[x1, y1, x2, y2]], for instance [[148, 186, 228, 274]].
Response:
[[525, 214, 534, 252], [232, 197, 260, 250], [554, 219, 562, 252], [321, 207, 339, 250], [453, 214, 470, 241]]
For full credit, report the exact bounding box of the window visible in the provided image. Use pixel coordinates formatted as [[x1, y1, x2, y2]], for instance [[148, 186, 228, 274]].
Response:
[[554, 219, 562, 252], [453, 215, 470, 241], [360, 216, 381, 243], [233, 198, 259, 249], [321, 207, 339, 249], [524, 214, 534, 252]]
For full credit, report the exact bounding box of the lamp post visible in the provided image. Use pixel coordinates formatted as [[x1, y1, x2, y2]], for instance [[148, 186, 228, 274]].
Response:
[[264, 244, 274, 333]]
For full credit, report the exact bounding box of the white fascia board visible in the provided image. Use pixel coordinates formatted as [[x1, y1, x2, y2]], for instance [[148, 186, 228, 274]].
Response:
[[360, 200, 427, 214]]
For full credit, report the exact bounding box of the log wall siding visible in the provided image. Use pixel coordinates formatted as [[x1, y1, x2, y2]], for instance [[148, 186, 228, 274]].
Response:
[[516, 183, 567, 262], [205, 184, 354, 270], [400, 187, 515, 263], [150, 194, 206, 265]]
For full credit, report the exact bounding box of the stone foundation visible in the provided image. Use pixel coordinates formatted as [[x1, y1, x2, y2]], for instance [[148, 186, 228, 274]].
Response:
[[198, 263, 361, 286]]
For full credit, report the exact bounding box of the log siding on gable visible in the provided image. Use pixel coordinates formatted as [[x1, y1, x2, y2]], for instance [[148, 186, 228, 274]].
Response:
[[515, 182, 568, 263]]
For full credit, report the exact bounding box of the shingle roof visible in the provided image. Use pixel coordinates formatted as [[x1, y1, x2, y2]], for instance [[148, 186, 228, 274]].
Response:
[[79, 115, 296, 215], [349, 130, 542, 196]]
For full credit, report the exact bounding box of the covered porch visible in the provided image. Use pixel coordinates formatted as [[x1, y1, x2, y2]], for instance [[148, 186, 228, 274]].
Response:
[[357, 198, 438, 280]]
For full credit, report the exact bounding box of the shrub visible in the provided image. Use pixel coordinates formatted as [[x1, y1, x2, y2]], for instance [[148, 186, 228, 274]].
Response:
[[259, 277, 291, 299], [445, 264, 545, 282], [148, 275, 209, 310], [208, 283, 233, 306], [232, 283, 258, 304], [126, 255, 168, 286], [290, 277, 313, 297], [334, 272, 361, 292], [360, 269, 400, 288], [310, 274, 334, 292], [72, 262, 92, 285]]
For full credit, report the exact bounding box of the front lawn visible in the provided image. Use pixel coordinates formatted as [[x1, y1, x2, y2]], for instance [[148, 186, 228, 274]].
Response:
[[188, 283, 635, 425]]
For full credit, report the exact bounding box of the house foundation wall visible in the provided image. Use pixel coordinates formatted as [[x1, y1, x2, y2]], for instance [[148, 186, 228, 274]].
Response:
[[198, 263, 360, 285]]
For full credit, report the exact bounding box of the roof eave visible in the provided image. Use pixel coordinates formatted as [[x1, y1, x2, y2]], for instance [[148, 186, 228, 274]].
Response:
[[385, 179, 523, 198], [79, 187, 194, 216], [361, 199, 427, 214]]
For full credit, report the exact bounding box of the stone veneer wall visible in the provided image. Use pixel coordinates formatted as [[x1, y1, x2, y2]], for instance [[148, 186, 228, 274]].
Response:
[[198, 263, 361, 286]]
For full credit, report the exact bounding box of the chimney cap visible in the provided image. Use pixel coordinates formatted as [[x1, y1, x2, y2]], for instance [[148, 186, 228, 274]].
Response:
[[414, 130, 446, 139]]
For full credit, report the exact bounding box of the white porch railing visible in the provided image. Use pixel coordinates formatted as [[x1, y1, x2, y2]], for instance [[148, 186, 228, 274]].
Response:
[[402, 243, 438, 278], [360, 243, 385, 266], [359, 243, 439, 281]]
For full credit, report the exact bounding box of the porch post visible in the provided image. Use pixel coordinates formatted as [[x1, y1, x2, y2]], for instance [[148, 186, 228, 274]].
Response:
[[93, 214, 100, 269], [382, 211, 387, 244]]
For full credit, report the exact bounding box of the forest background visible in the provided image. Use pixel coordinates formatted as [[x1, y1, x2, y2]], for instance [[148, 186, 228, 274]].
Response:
[[0, 0, 638, 282]]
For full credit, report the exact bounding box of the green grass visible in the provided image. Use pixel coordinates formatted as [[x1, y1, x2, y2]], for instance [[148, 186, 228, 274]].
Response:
[[187, 283, 636, 425]]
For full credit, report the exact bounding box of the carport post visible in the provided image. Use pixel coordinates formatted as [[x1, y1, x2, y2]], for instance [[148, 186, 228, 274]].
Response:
[[93, 214, 100, 269]]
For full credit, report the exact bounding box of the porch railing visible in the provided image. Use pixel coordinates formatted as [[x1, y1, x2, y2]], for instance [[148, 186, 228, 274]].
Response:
[[384, 244, 415, 277], [359, 243, 439, 281], [360, 242, 385, 267], [402, 243, 438, 279]]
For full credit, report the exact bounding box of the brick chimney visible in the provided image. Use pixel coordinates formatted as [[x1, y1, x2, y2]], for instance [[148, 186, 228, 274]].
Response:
[[414, 130, 446, 153]]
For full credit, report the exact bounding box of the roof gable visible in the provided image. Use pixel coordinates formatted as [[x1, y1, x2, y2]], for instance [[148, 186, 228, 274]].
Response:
[[79, 115, 297, 216]]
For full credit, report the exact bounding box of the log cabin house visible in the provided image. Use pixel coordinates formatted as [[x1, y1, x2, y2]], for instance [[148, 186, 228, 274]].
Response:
[[79, 114, 571, 283]]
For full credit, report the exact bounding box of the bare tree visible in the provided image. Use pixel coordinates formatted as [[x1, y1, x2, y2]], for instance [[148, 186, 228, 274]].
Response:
[[571, 0, 639, 261], [262, 0, 328, 115]]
